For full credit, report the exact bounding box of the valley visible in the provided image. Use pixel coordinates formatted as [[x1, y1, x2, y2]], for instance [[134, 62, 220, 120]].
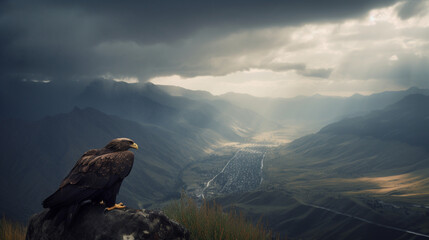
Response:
[[176, 94, 429, 239], [177, 123, 306, 201]]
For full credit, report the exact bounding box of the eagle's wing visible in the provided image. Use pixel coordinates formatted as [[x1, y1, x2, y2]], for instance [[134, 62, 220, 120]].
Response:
[[43, 151, 134, 209], [58, 149, 98, 188]]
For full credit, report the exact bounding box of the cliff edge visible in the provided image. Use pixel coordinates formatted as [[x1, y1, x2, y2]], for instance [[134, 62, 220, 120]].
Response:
[[25, 203, 189, 240]]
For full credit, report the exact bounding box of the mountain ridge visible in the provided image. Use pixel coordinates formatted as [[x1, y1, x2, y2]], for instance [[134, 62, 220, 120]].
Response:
[[320, 94, 429, 151]]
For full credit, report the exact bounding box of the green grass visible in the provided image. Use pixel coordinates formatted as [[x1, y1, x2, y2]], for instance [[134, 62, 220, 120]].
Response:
[[164, 193, 282, 240], [0, 216, 26, 240]]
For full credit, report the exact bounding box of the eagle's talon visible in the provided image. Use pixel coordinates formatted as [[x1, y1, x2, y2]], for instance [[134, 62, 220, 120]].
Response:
[[105, 203, 127, 211]]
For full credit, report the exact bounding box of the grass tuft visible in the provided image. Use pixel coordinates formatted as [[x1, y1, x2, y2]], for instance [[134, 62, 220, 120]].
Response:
[[165, 193, 283, 240], [0, 216, 26, 240]]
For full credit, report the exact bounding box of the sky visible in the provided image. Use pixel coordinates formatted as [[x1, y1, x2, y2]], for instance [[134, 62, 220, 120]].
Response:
[[1, 0, 428, 98]]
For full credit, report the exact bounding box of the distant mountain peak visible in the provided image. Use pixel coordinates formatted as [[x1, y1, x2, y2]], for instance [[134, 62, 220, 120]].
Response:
[[407, 86, 421, 92]]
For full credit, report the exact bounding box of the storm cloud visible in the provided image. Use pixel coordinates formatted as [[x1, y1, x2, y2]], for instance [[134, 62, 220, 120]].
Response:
[[0, 0, 399, 83]]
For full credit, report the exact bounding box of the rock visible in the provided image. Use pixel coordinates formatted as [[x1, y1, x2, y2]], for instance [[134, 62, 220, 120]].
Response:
[[25, 203, 189, 240]]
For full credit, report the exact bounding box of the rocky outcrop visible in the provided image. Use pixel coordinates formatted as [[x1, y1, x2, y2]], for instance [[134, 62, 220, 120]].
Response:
[[26, 204, 189, 240]]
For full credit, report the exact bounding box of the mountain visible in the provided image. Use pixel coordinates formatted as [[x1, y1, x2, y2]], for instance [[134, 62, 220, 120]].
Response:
[[78, 81, 277, 140], [267, 94, 429, 201], [0, 80, 276, 142], [0, 80, 84, 121], [272, 94, 429, 178], [0, 107, 209, 221], [157, 84, 216, 101], [160, 84, 429, 139], [320, 94, 429, 152], [219, 87, 429, 130]]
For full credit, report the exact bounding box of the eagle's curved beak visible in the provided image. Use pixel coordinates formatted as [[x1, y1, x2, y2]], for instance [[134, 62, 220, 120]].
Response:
[[130, 143, 138, 150]]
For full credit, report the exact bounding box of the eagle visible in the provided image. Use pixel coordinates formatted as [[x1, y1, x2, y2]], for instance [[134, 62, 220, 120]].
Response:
[[42, 138, 138, 224]]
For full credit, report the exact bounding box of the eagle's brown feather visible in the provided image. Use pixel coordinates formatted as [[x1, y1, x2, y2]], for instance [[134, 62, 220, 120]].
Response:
[[59, 150, 134, 188]]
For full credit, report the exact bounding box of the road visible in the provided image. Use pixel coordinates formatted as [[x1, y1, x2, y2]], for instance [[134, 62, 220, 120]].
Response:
[[302, 202, 429, 239]]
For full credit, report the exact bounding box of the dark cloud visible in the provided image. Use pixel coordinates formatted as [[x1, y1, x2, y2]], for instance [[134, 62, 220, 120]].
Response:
[[0, 0, 398, 82], [396, 0, 428, 20]]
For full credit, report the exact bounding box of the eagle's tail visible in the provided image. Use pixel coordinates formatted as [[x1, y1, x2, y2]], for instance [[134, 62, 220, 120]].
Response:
[[42, 186, 97, 226], [42, 187, 71, 209], [43, 185, 97, 208]]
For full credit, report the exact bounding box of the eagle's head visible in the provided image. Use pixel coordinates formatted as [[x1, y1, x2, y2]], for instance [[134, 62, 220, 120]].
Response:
[[105, 138, 138, 151]]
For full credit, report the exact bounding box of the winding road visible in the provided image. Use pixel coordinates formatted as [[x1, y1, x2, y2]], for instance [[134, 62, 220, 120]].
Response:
[[302, 202, 429, 239]]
